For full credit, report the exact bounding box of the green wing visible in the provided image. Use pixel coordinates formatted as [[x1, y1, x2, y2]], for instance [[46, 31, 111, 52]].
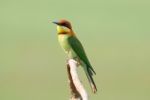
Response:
[[68, 36, 96, 75]]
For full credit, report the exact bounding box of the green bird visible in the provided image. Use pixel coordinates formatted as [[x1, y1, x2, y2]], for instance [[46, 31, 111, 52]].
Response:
[[53, 19, 97, 93]]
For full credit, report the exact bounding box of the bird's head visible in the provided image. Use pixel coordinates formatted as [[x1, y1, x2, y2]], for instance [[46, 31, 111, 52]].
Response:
[[53, 19, 73, 34]]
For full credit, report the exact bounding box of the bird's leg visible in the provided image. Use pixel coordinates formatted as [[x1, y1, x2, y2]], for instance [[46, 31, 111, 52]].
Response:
[[75, 58, 81, 67], [67, 57, 80, 67]]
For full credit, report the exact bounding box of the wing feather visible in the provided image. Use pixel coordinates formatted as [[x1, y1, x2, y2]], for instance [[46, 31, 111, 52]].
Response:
[[68, 36, 96, 75]]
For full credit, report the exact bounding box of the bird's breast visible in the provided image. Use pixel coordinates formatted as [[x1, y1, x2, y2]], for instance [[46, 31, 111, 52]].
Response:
[[58, 34, 77, 58], [58, 34, 71, 52]]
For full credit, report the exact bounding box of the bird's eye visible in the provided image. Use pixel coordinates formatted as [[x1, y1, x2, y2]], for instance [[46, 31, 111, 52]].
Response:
[[62, 23, 67, 27], [60, 22, 71, 29]]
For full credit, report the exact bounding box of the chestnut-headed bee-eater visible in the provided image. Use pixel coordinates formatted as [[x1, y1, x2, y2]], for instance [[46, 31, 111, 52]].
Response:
[[53, 19, 97, 93]]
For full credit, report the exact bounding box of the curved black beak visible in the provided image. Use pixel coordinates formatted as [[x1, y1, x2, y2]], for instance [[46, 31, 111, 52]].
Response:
[[52, 21, 59, 25]]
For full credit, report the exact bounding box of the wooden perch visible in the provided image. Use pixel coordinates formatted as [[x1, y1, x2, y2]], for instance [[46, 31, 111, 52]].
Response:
[[67, 59, 88, 100]]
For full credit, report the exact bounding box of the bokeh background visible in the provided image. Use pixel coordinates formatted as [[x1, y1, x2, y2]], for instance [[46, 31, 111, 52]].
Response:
[[0, 0, 150, 100]]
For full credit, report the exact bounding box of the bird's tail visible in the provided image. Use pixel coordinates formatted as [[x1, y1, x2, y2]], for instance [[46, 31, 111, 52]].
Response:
[[83, 66, 97, 93]]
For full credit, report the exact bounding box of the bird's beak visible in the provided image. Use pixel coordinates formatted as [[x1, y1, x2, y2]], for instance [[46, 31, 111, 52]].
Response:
[[52, 21, 59, 25]]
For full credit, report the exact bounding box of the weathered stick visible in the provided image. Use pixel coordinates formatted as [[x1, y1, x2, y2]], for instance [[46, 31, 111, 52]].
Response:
[[67, 59, 88, 100], [67, 63, 81, 100]]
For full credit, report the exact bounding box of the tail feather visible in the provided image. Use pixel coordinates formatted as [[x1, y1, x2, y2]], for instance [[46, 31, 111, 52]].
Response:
[[89, 66, 96, 76], [84, 66, 97, 93], [89, 66, 96, 75]]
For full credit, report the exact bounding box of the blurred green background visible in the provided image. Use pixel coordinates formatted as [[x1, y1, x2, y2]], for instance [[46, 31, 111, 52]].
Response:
[[0, 0, 150, 100]]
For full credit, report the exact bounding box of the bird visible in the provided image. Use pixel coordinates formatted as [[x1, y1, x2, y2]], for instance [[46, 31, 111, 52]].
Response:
[[52, 19, 97, 93]]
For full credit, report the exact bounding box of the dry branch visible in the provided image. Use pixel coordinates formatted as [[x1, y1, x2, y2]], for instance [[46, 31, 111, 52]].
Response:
[[67, 59, 88, 100]]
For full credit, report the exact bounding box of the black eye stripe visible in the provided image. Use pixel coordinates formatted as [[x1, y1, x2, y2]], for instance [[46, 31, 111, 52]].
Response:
[[61, 23, 70, 28], [62, 23, 67, 26]]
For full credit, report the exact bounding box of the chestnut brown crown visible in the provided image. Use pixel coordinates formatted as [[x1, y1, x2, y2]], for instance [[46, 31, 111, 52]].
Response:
[[53, 19, 72, 29]]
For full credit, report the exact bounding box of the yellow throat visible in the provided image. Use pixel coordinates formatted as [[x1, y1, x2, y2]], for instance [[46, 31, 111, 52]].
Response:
[[56, 25, 70, 33]]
